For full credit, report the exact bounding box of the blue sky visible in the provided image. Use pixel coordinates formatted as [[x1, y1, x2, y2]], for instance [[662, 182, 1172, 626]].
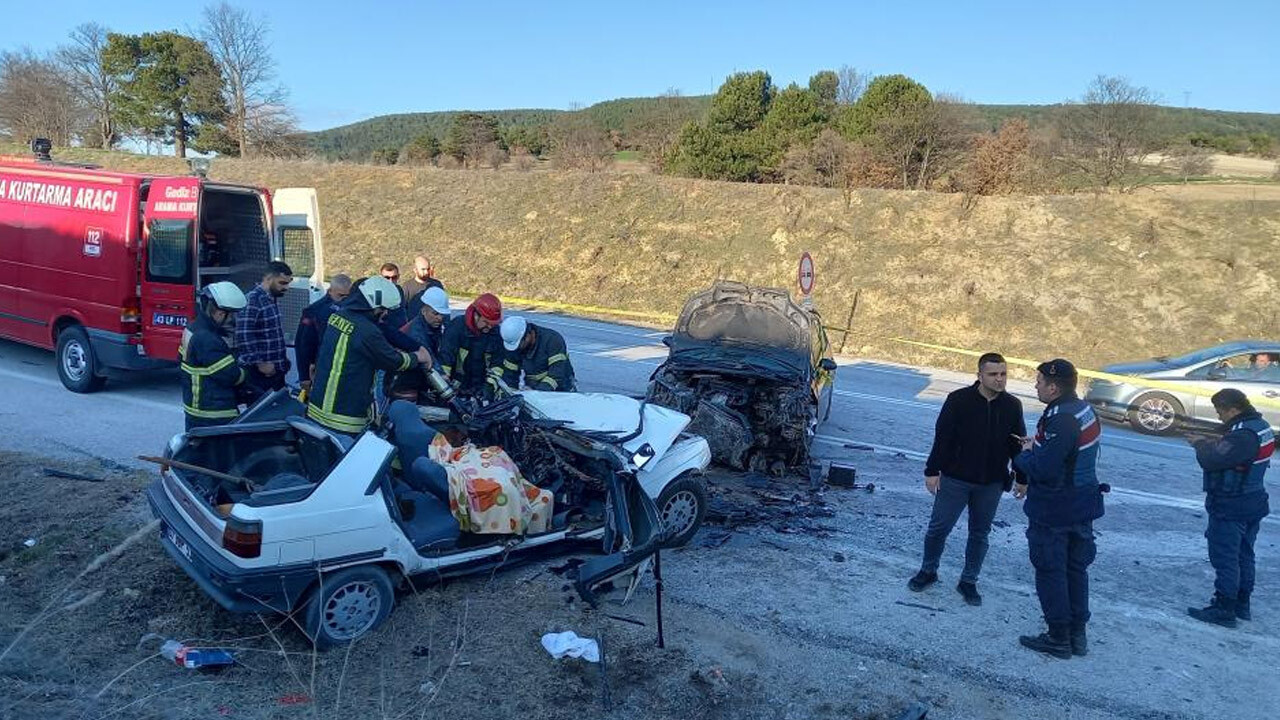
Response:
[[4, 0, 1278, 130]]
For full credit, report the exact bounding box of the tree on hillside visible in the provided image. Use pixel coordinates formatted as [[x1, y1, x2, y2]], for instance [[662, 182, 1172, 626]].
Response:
[[838, 74, 932, 139], [549, 112, 613, 171], [442, 112, 502, 168], [199, 2, 297, 157], [836, 65, 868, 105], [400, 131, 441, 165], [103, 31, 227, 157], [667, 72, 776, 181], [1059, 75, 1158, 189], [631, 88, 692, 171], [960, 117, 1035, 195], [56, 23, 119, 148], [759, 83, 829, 176], [0, 49, 83, 146], [1164, 143, 1213, 184], [501, 125, 550, 157], [808, 70, 839, 109]]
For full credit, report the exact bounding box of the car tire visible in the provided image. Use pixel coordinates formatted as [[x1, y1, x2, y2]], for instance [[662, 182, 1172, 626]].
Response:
[[1127, 392, 1184, 435], [56, 325, 106, 393], [656, 473, 707, 548], [303, 565, 395, 649]]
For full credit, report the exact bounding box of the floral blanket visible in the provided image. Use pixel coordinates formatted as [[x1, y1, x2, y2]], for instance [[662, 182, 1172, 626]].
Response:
[[428, 435, 554, 534]]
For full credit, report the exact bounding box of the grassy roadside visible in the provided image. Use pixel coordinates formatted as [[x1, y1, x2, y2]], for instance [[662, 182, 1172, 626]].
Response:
[[4, 143, 1279, 372]]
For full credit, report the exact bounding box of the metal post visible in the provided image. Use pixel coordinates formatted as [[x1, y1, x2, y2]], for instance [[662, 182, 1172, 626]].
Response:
[[654, 550, 666, 649], [839, 290, 860, 355]]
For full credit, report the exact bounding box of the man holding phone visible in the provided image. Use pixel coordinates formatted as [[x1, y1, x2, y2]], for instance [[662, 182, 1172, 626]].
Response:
[[908, 353, 1026, 606]]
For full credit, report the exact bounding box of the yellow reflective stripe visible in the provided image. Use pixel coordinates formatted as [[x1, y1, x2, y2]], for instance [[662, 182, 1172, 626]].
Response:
[[322, 331, 351, 414], [191, 375, 201, 409], [545, 353, 567, 365], [184, 405, 239, 419], [441, 365, 453, 376], [180, 355, 236, 376], [397, 351, 413, 371], [502, 360, 519, 371], [458, 347, 469, 370], [306, 403, 369, 433], [528, 372, 558, 390]]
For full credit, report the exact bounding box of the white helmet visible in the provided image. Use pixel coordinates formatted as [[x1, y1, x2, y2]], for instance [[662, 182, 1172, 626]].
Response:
[[500, 316, 528, 351], [358, 275, 402, 311], [421, 286, 451, 315], [200, 281, 247, 312]]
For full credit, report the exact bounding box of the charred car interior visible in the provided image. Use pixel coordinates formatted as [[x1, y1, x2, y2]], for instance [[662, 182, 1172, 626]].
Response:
[[647, 281, 836, 474]]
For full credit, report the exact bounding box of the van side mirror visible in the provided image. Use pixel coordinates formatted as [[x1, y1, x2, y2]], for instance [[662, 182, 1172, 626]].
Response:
[[819, 358, 838, 372]]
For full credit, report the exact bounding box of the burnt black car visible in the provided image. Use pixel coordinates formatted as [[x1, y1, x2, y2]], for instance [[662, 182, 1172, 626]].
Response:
[[646, 281, 836, 474]]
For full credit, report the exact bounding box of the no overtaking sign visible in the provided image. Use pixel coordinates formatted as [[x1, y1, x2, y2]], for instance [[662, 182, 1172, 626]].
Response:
[[798, 252, 815, 296]]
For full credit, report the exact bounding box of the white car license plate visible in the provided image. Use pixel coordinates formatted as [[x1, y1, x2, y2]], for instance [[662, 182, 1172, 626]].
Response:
[[163, 524, 193, 562]]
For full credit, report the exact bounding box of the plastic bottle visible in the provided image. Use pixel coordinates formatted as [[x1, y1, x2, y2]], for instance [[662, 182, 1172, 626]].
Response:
[[159, 640, 235, 670]]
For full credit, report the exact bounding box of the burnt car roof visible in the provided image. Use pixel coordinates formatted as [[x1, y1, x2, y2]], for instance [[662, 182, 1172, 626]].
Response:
[[668, 281, 816, 379]]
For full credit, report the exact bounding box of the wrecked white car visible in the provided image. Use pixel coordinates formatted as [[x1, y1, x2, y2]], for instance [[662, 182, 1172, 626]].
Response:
[[147, 389, 709, 647], [647, 281, 836, 474]]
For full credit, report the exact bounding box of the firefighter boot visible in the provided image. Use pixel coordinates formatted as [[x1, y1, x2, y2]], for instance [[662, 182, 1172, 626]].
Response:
[[1187, 593, 1238, 628], [1019, 624, 1072, 660]]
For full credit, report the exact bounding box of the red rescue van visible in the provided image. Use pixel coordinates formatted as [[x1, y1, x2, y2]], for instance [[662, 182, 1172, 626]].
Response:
[[0, 143, 324, 392]]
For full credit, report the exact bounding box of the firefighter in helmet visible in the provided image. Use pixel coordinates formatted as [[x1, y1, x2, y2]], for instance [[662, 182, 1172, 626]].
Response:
[[180, 282, 249, 430]]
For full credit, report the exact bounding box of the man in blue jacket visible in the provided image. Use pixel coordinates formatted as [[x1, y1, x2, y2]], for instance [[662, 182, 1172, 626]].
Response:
[[1187, 388, 1272, 627], [1013, 359, 1105, 659], [295, 274, 352, 391]]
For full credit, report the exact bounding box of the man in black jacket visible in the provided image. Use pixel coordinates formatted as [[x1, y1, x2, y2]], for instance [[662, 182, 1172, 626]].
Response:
[[908, 352, 1026, 606]]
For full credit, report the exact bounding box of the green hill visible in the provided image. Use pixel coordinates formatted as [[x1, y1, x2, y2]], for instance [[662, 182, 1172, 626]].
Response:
[[308, 95, 1280, 161]]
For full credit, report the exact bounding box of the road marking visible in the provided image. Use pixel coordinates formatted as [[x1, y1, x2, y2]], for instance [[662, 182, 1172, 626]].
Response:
[[0, 366, 180, 414], [595, 345, 669, 362], [527, 315, 656, 342]]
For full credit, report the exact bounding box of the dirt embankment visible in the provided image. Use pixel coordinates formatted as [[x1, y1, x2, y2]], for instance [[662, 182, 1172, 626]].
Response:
[[7, 144, 1280, 371]]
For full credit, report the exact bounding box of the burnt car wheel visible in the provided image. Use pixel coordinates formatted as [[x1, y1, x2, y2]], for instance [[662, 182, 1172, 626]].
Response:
[[1127, 392, 1184, 436], [657, 473, 707, 548], [304, 565, 395, 649]]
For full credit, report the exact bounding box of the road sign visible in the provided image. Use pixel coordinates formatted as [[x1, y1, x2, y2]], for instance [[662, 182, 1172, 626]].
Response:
[[798, 252, 815, 296]]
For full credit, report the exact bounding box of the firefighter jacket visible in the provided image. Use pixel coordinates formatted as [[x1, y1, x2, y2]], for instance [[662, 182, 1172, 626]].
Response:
[[295, 295, 341, 383], [438, 313, 505, 394], [307, 306, 415, 434], [508, 323, 576, 392], [1013, 394, 1105, 527], [179, 312, 247, 427]]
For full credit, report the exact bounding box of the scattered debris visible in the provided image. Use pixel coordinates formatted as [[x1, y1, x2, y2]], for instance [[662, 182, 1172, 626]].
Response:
[[603, 613, 646, 627], [550, 558, 585, 577], [699, 529, 733, 548], [42, 467, 106, 483], [520, 570, 544, 584], [743, 472, 772, 489], [826, 462, 857, 488], [411, 645, 430, 658], [277, 694, 310, 705], [541, 631, 600, 662], [691, 665, 731, 705], [22, 538, 37, 548], [831, 552, 847, 563], [992, 519, 1010, 528], [160, 640, 236, 671], [895, 600, 946, 613], [419, 680, 437, 695]]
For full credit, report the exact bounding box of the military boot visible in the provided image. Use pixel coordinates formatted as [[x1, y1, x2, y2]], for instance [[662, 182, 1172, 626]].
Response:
[[1187, 593, 1238, 628], [1019, 624, 1072, 659], [1069, 622, 1088, 657], [1236, 593, 1251, 622]]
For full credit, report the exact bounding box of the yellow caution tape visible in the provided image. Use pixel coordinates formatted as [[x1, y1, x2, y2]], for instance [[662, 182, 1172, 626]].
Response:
[[890, 337, 1280, 412], [451, 290, 678, 323]]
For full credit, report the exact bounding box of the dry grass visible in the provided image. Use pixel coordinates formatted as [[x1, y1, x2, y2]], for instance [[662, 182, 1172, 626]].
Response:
[[5, 144, 1279, 371]]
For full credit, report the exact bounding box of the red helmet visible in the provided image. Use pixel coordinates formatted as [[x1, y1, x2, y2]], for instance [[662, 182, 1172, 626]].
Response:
[[472, 293, 502, 323]]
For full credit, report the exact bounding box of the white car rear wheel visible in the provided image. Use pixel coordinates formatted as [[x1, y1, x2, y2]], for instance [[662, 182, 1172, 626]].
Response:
[[304, 565, 395, 648]]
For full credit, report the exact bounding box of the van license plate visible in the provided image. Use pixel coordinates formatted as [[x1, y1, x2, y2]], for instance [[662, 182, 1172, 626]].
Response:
[[162, 524, 193, 562]]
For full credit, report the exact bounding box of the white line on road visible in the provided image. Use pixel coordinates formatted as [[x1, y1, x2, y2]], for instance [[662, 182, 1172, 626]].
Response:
[[0, 366, 180, 414]]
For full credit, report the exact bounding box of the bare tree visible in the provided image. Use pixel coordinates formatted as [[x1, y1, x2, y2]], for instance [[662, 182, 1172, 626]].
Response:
[[836, 65, 868, 105], [549, 113, 614, 172], [0, 49, 84, 146], [632, 88, 694, 171], [870, 95, 974, 190], [1163, 143, 1213, 184], [1059, 75, 1159, 190], [961, 117, 1035, 195], [199, 2, 294, 157], [56, 23, 118, 148]]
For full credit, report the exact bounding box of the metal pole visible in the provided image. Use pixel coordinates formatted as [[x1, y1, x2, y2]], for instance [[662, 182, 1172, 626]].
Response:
[[654, 550, 666, 649], [839, 290, 860, 355]]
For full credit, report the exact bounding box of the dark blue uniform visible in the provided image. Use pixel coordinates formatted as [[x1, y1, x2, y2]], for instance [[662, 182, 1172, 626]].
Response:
[[1194, 411, 1272, 606], [503, 322, 576, 392], [179, 312, 247, 430], [438, 314, 505, 395], [295, 295, 342, 384], [1013, 394, 1105, 632]]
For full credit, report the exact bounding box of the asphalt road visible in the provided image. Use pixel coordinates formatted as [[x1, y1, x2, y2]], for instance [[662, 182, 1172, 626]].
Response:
[[0, 308, 1275, 719]]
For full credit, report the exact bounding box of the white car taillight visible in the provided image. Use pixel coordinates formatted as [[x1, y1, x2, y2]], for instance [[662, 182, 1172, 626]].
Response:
[[222, 515, 263, 559]]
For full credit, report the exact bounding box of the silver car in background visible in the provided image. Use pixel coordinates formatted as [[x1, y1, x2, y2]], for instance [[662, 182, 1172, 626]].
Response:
[[1085, 341, 1280, 435]]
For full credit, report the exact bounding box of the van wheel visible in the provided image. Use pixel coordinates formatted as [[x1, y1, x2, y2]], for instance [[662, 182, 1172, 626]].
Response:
[[303, 565, 395, 649], [56, 326, 106, 393], [657, 473, 707, 548]]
